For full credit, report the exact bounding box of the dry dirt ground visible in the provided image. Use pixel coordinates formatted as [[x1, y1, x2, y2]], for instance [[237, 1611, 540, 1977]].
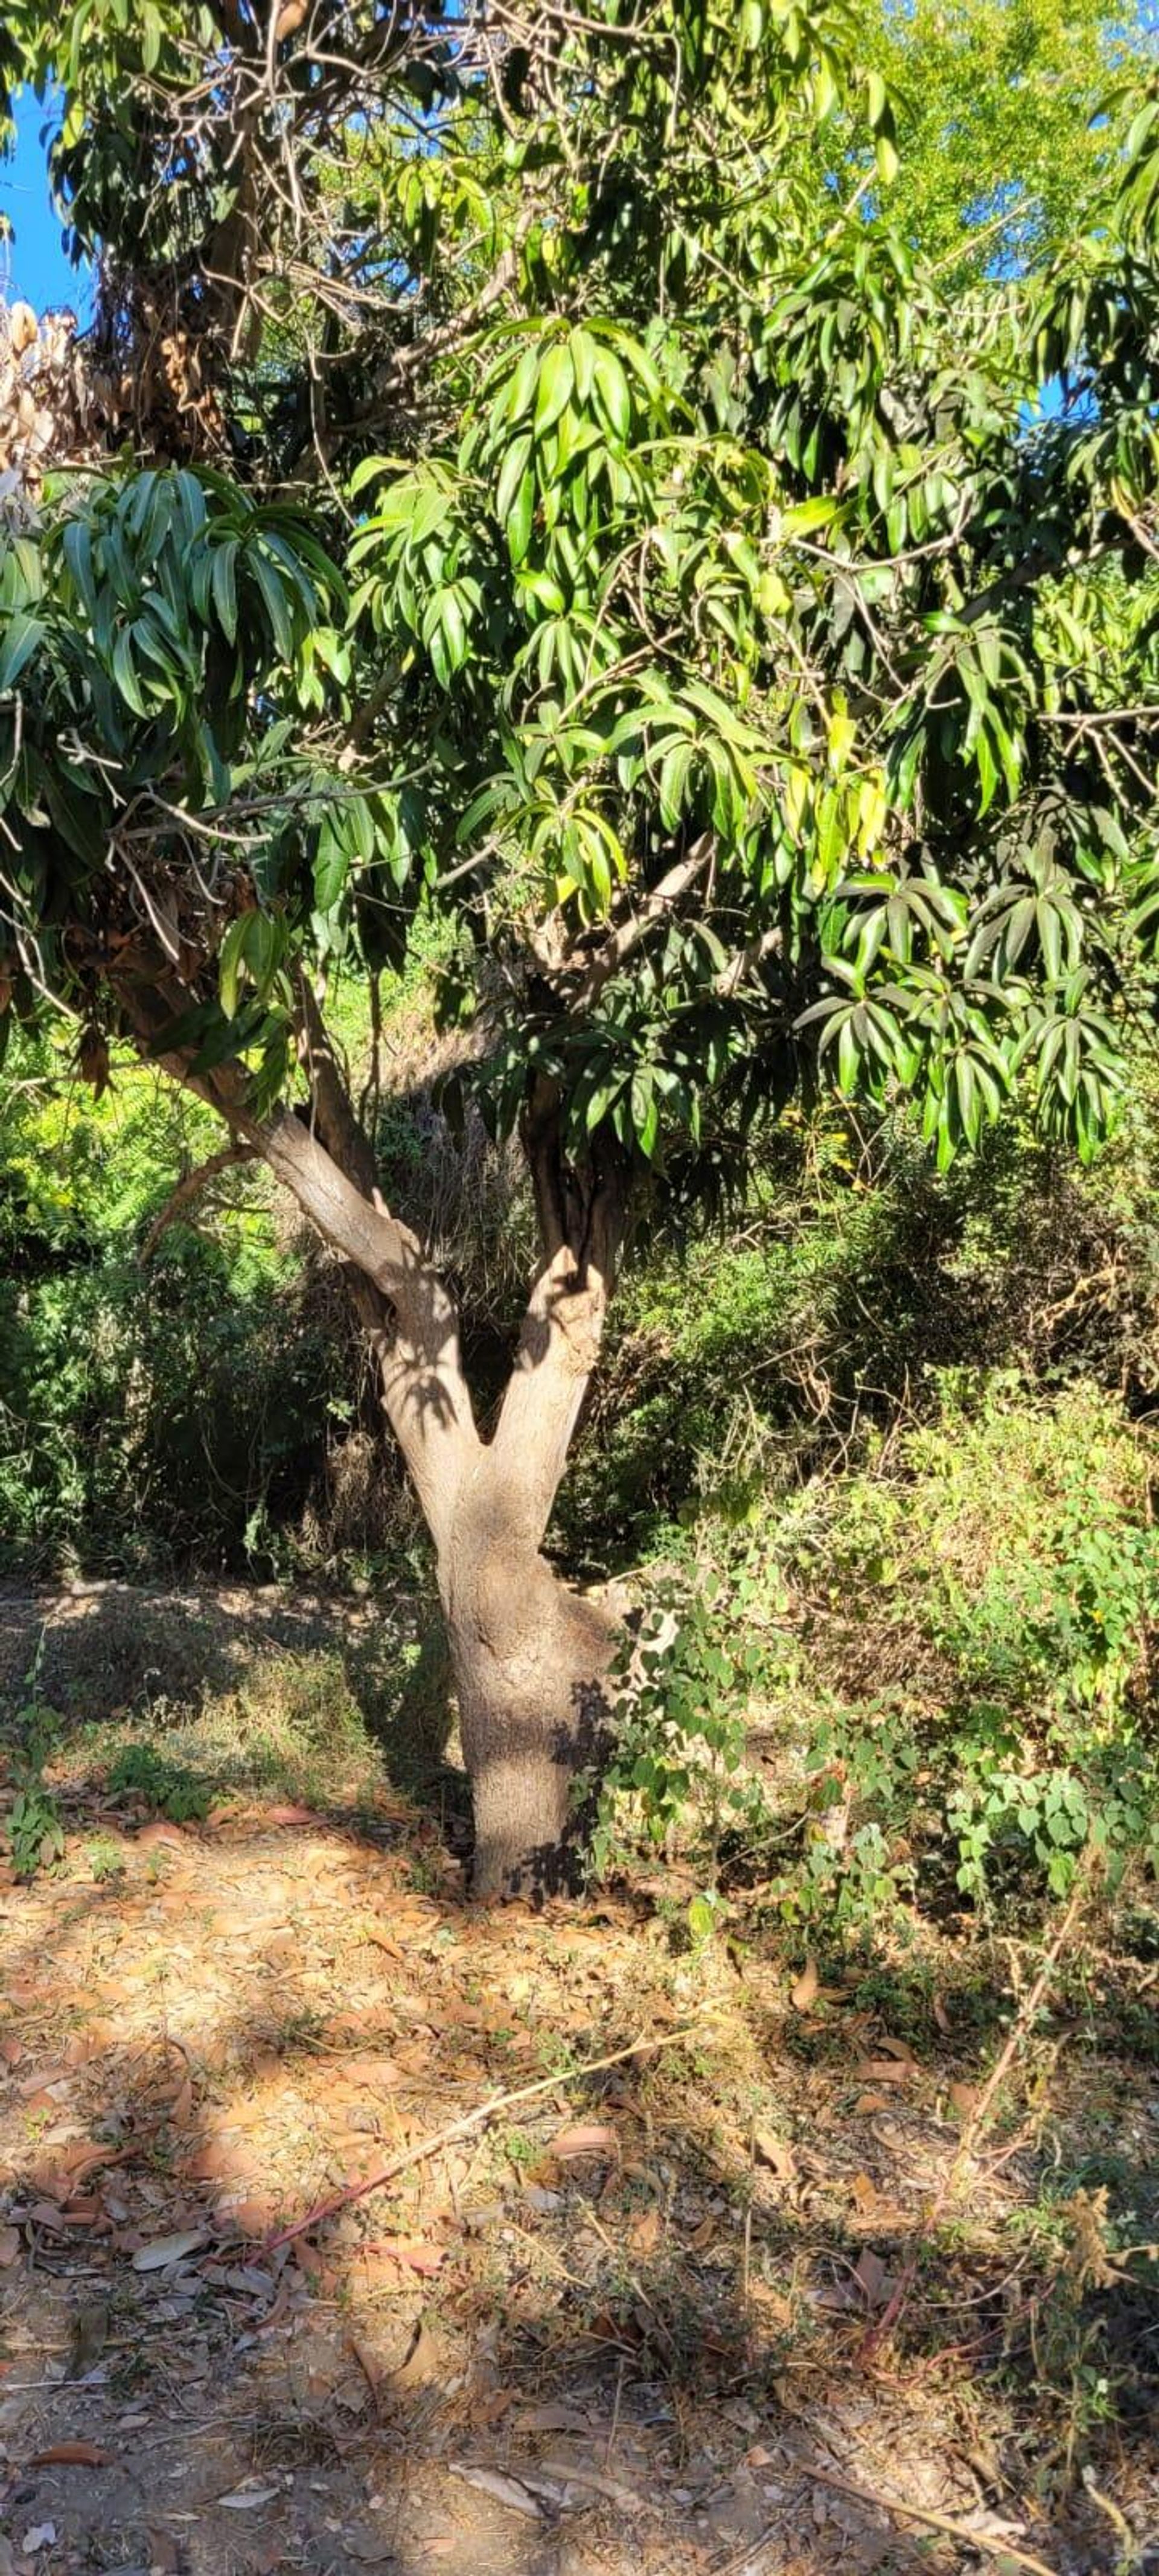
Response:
[[0, 1588, 1157, 2576]]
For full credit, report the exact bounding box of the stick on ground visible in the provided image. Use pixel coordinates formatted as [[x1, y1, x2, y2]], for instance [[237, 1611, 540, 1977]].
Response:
[[260, 2022, 705, 2253], [808, 2464, 1057, 2576]]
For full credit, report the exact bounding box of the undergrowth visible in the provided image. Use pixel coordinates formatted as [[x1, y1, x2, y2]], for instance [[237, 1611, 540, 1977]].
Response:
[[595, 1372, 1159, 1945]]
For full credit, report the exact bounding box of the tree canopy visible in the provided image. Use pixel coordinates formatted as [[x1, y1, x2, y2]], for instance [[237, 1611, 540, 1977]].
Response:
[[0, 1, 1157, 1178]]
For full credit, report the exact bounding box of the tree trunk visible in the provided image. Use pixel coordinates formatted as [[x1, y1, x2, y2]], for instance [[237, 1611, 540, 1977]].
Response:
[[120, 968, 627, 1896], [439, 1499, 618, 1900]]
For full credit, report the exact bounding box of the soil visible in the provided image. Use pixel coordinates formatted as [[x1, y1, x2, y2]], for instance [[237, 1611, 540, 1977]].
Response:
[[0, 1588, 1156, 2576]]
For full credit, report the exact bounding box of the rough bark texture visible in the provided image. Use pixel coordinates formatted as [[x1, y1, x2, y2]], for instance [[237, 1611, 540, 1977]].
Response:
[[439, 1490, 619, 1900]]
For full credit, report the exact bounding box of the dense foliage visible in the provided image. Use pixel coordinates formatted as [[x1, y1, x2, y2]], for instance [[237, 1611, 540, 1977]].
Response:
[[0, 1, 1157, 1179]]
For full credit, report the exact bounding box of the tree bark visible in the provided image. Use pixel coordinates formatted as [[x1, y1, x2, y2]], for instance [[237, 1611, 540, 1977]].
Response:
[[255, 1090, 624, 1894], [111, 959, 625, 1896], [439, 1489, 618, 1900]]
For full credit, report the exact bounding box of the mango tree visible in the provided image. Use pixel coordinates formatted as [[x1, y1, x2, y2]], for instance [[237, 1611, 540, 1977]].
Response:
[[1, 0, 1159, 1893]]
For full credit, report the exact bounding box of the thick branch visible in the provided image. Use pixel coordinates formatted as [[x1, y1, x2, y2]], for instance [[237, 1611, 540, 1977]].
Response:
[[252, 1105, 480, 1547], [112, 959, 479, 1550], [487, 1159, 625, 1550]]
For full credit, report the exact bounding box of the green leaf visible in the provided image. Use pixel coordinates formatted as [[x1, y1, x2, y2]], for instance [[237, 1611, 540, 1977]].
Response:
[[659, 741, 695, 830], [0, 612, 44, 695], [218, 915, 248, 1019], [591, 348, 631, 444], [211, 541, 239, 645], [314, 820, 348, 915], [508, 470, 535, 566], [496, 434, 533, 528], [111, 627, 149, 718], [534, 343, 575, 436], [250, 546, 302, 662]]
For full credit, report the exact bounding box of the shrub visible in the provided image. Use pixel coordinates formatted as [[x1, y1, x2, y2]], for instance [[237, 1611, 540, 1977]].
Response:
[[608, 1374, 1159, 1933]]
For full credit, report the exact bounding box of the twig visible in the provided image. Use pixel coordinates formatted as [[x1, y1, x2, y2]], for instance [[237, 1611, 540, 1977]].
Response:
[[860, 1874, 1088, 2359], [807, 2465, 1057, 2576], [261, 2024, 704, 2253], [139, 1146, 257, 1262]]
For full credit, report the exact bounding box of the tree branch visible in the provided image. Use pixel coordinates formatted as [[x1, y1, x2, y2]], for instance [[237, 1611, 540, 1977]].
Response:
[[138, 1144, 257, 1263], [561, 835, 713, 1012], [488, 1153, 625, 1548], [110, 956, 480, 1551]]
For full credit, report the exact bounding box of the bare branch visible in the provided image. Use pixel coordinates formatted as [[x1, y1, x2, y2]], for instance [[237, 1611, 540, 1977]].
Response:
[[138, 1143, 257, 1263]]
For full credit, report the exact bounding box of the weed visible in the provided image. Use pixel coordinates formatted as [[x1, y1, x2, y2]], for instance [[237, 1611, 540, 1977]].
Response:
[[589, 1565, 771, 1884], [5, 1655, 66, 1878], [85, 1834, 126, 1883], [404, 1847, 444, 1897], [8, 1779, 65, 1878], [107, 1743, 212, 1823]]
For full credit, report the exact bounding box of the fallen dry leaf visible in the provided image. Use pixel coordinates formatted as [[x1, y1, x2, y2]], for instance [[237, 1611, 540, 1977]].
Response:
[[391, 2322, 444, 2390], [218, 2480, 281, 2510], [875, 2034, 916, 2065], [790, 1955, 819, 2013], [0, 2226, 19, 2266], [135, 1822, 186, 1852], [850, 2172, 878, 2213], [854, 2090, 894, 2115], [855, 2057, 912, 2084], [468, 2386, 514, 2430], [448, 2466, 544, 2519], [365, 2236, 445, 2275], [132, 2226, 209, 2271], [948, 2081, 979, 2120], [754, 2127, 797, 2182], [29, 2441, 108, 2467], [932, 1992, 952, 2035], [854, 2247, 893, 2309], [538, 2455, 646, 2513], [516, 2402, 593, 2435], [549, 2121, 619, 2159]]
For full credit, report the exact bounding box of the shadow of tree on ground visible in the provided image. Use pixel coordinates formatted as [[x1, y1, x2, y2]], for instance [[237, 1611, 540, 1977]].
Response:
[[0, 1784, 1155, 2575]]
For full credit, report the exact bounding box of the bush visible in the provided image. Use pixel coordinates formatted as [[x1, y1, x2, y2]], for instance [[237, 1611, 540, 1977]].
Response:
[[606, 1373, 1159, 1932]]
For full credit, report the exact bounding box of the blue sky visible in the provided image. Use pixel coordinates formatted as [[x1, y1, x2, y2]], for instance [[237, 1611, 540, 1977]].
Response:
[[0, 89, 89, 316]]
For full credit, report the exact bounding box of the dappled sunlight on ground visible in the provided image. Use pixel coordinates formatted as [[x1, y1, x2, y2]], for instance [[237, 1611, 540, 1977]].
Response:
[[0, 1611, 1155, 2569]]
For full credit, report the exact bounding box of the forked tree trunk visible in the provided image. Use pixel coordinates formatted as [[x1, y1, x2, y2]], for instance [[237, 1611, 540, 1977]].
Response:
[[255, 1091, 624, 1896], [127, 973, 624, 1899]]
